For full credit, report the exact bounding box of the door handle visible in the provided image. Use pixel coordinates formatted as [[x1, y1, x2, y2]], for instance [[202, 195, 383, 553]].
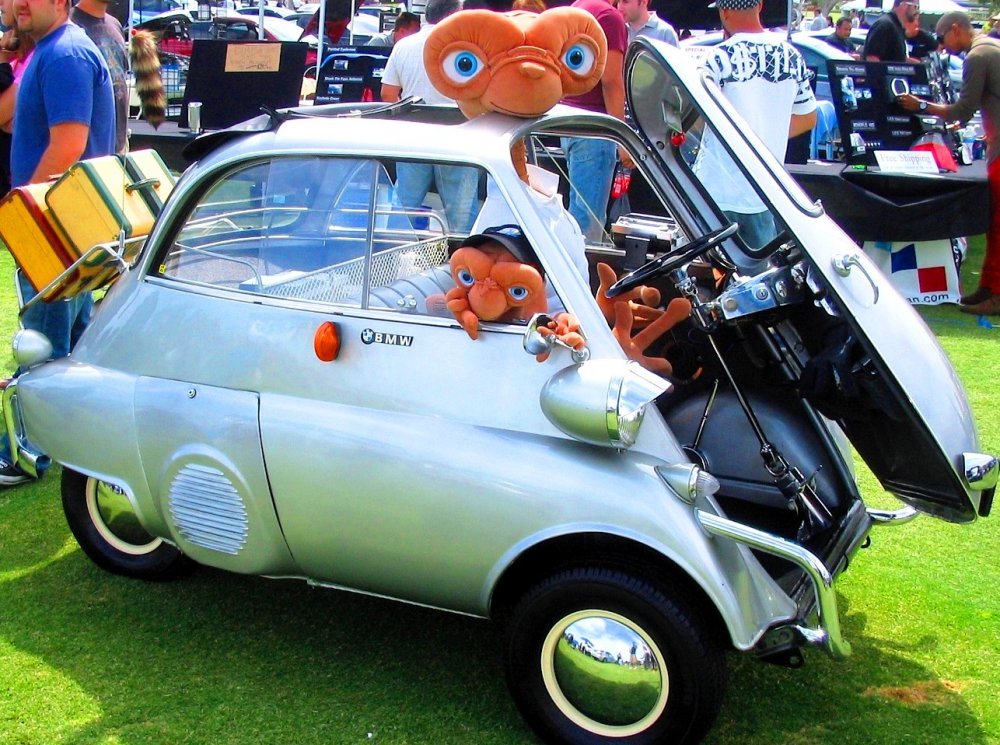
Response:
[[832, 253, 879, 305]]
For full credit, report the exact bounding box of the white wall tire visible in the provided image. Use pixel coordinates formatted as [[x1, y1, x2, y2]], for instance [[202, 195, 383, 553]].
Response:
[[62, 468, 194, 580], [505, 567, 726, 745]]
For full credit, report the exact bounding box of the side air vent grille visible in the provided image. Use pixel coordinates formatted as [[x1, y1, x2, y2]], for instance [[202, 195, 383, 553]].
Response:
[[168, 463, 249, 555]]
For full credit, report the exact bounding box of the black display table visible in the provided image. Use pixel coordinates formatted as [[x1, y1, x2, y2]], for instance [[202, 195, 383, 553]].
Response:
[[127, 120, 196, 174], [786, 160, 989, 243]]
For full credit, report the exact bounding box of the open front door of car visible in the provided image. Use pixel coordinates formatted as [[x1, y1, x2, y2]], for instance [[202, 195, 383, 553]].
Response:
[[624, 39, 995, 522]]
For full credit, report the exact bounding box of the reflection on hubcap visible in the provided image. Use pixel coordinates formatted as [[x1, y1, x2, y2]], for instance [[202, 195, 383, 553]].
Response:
[[87, 478, 162, 555], [541, 610, 669, 737]]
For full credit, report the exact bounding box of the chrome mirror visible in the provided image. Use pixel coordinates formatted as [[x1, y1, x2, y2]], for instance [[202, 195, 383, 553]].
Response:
[[524, 313, 590, 363]]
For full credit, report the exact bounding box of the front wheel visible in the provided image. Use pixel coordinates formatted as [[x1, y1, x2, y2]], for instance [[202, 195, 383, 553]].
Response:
[[62, 468, 193, 580], [505, 567, 726, 745]]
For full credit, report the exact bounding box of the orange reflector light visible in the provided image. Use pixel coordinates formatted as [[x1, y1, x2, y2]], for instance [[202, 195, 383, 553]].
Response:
[[314, 321, 340, 361]]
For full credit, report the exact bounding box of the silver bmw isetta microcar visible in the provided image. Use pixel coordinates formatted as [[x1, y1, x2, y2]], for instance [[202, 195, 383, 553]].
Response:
[[5, 41, 996, 745]]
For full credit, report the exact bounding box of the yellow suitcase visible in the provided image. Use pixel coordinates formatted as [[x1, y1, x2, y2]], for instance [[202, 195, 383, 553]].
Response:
[[0, 181, 76, 293], [44, 149, 175, 253], [123, 149, 175, 214]]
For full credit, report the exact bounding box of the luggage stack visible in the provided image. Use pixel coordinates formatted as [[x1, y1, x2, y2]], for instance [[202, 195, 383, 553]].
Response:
[[0, 149, 176, 301]]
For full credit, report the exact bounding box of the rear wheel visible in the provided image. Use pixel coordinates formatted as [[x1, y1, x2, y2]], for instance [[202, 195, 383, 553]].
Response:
[[62, 468, 193, 580], [505, 567, 726, 745]]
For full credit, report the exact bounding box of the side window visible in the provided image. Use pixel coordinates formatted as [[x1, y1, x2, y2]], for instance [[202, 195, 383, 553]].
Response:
[[159, 156, 516, 320]]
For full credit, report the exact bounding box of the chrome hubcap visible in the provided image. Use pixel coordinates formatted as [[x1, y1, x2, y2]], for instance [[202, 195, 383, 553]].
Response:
[[86, 478, 162, 555], [540, 610, 669, 736]]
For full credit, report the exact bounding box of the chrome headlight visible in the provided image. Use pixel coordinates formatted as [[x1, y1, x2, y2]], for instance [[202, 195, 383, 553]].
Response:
[[12, 330, 53, 370], [540, 359, 671, 448]]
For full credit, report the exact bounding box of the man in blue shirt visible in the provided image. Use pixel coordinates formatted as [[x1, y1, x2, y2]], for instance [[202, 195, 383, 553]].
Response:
[[0, 0, 114, 486], [10, 0, 115, 186]]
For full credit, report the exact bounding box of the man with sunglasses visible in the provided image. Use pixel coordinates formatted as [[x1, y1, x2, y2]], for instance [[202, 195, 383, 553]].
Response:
[[863, 0, 919, 62], [899, 11, 1000, 315]]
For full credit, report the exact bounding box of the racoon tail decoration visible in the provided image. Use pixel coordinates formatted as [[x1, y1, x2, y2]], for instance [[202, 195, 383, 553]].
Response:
[[130, 30, 166, 129]]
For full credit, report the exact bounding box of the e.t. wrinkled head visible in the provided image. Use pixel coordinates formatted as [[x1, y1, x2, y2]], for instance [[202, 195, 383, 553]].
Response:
[[450, 241, 547, 321], [424, 8, 607, 118]]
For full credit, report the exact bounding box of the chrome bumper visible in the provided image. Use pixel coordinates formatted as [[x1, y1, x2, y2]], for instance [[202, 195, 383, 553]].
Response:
[[696, 509, 852, 659], [2, 379, 50, 478]]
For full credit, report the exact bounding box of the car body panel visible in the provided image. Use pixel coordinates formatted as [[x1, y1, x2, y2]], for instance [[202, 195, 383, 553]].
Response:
[[12, 103, 810, 651], [10, 42, 991, 678]]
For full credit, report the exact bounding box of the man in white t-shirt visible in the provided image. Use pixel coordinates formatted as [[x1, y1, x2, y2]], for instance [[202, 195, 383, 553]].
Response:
[[380, 0, 478, 233], [694, 0, 817, 248], [381, 0, 462, 105]]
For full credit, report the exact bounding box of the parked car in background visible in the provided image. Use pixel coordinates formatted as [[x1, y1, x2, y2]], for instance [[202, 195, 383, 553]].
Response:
[[291, 1, 399, 44], [234, 1, 298, 20], [126, 0, 189, 25], [6, 39, 994, 745], [134, 8, 316, 100], [137, 9, 310, 56]]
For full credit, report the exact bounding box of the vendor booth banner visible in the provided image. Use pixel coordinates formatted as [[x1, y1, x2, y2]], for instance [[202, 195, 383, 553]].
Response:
[[863, 240, 961, 305]]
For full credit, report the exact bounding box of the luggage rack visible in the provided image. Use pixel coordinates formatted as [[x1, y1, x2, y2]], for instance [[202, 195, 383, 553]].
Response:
[[19, 235, 147, 315], [251, 235, 449, 306]]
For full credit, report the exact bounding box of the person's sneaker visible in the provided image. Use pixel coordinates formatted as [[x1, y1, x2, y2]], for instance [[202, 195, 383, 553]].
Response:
[[0, 459, 33, 487], [959, 293, 1000, 316], [960, 287, 993, 306]]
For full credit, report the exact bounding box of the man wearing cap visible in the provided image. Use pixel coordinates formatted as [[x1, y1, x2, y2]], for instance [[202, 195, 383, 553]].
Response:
[[899, 11, 1000, 315], [696, 0, 817, 248], [863, 0, 918, 62], [447, 225, 549, 337]]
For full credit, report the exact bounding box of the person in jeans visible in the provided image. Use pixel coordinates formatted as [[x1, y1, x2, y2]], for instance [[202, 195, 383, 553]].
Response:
[[559, 0, 629, 243], [695, 0, 816, 249], [0, 0, 114, 486], [381, 0, 479, 234], [899, 11, 1000, 315]]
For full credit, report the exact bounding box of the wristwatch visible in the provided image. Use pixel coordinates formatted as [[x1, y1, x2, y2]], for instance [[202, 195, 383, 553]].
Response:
[[918, 100, 928, 112]]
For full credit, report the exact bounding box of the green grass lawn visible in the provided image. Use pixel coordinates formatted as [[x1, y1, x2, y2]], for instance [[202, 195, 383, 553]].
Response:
[[0, 240, 997, 745]]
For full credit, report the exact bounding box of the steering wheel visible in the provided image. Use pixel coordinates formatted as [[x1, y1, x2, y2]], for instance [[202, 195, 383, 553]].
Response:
[[606, 222, 739, 298]]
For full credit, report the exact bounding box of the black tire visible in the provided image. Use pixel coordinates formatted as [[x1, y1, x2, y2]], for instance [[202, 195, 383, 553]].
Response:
[[505, 567, 727, 745], [62, 468, 194, 580]]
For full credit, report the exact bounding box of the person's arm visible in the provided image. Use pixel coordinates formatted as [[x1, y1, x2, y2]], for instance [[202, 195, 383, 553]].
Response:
[[788, 51, 818, 138], [0, 82, 16, 133], [898, 50, 986, 122], [30, 122, 89, 183], [600, 49, 633, 167], [863, 21, 887, 61], [789, 110, 818, 138], [0, 60, 15, 132], [380, 48, 402, 102], [381, 83, 401, 103], [600, 48, 626, 121]]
